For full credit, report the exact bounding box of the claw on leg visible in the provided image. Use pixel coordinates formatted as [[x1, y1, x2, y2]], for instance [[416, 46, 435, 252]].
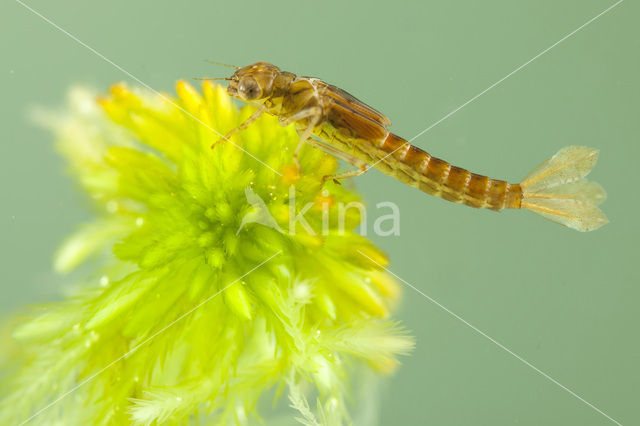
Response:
[[211, 107, 265, 149], [293, 154, 302, 174], [211, 136, 226, 149], [321, 165, 370, 187], [320, 175, 343, 188]]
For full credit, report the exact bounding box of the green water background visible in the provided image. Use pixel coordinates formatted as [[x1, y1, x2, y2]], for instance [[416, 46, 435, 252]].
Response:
[[1, 1, 638, 424]]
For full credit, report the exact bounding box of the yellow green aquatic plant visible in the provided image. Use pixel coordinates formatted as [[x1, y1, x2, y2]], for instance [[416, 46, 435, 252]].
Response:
[[0, 81, 413, 425]]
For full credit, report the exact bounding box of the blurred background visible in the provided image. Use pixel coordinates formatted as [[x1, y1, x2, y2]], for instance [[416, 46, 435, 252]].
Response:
[[1, 0, 638, 424]]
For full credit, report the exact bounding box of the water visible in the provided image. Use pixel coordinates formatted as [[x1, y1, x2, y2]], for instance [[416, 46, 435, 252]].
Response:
[[1, 0, 638, 424]]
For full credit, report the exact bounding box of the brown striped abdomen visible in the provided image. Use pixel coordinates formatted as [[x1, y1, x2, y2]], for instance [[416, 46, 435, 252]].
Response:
[[377, 133, 522, 210]]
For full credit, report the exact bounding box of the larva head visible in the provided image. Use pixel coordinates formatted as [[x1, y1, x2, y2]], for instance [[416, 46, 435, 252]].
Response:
[[227, 62, 281, 102]]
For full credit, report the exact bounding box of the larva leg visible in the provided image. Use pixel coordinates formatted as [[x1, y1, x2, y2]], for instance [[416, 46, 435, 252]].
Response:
[[211, 107, 265, 149], [304, 138, 370, 184], [322, 164, 369, 185], [280, 106, 323, 171]]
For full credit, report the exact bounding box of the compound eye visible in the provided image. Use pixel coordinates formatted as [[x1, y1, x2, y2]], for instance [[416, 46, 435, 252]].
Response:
[[238, 77, 261, 100]]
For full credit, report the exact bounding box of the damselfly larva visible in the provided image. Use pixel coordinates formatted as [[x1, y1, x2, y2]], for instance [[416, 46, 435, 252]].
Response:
[[211, 62, 608, 232]]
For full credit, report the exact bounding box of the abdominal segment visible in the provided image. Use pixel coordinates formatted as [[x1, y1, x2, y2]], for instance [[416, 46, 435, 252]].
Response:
[[318, 122, 521, 210]]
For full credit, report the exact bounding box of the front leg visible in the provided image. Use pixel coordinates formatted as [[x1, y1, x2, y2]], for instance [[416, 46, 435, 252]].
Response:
[[211, 106, 265, 149], [279, 106, 323, 172]]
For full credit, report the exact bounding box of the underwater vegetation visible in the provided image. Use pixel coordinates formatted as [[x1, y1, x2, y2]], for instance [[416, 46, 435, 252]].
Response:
[[0, 82, 413, 425]]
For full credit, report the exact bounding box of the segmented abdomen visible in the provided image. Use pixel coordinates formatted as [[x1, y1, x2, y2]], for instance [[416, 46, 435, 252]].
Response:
[[375, 133, 522, 210]]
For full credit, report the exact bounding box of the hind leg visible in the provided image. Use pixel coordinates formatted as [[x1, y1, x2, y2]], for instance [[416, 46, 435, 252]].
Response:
[[304, 138, 370, 185]]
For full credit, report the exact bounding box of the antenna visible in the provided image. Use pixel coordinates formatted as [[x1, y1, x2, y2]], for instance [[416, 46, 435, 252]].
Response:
[[204, 59, 240, 69], [193, 77, 232, 81]]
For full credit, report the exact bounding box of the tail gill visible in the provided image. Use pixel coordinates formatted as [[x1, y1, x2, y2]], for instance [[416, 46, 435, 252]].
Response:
[[519, 145, 608, 232]]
